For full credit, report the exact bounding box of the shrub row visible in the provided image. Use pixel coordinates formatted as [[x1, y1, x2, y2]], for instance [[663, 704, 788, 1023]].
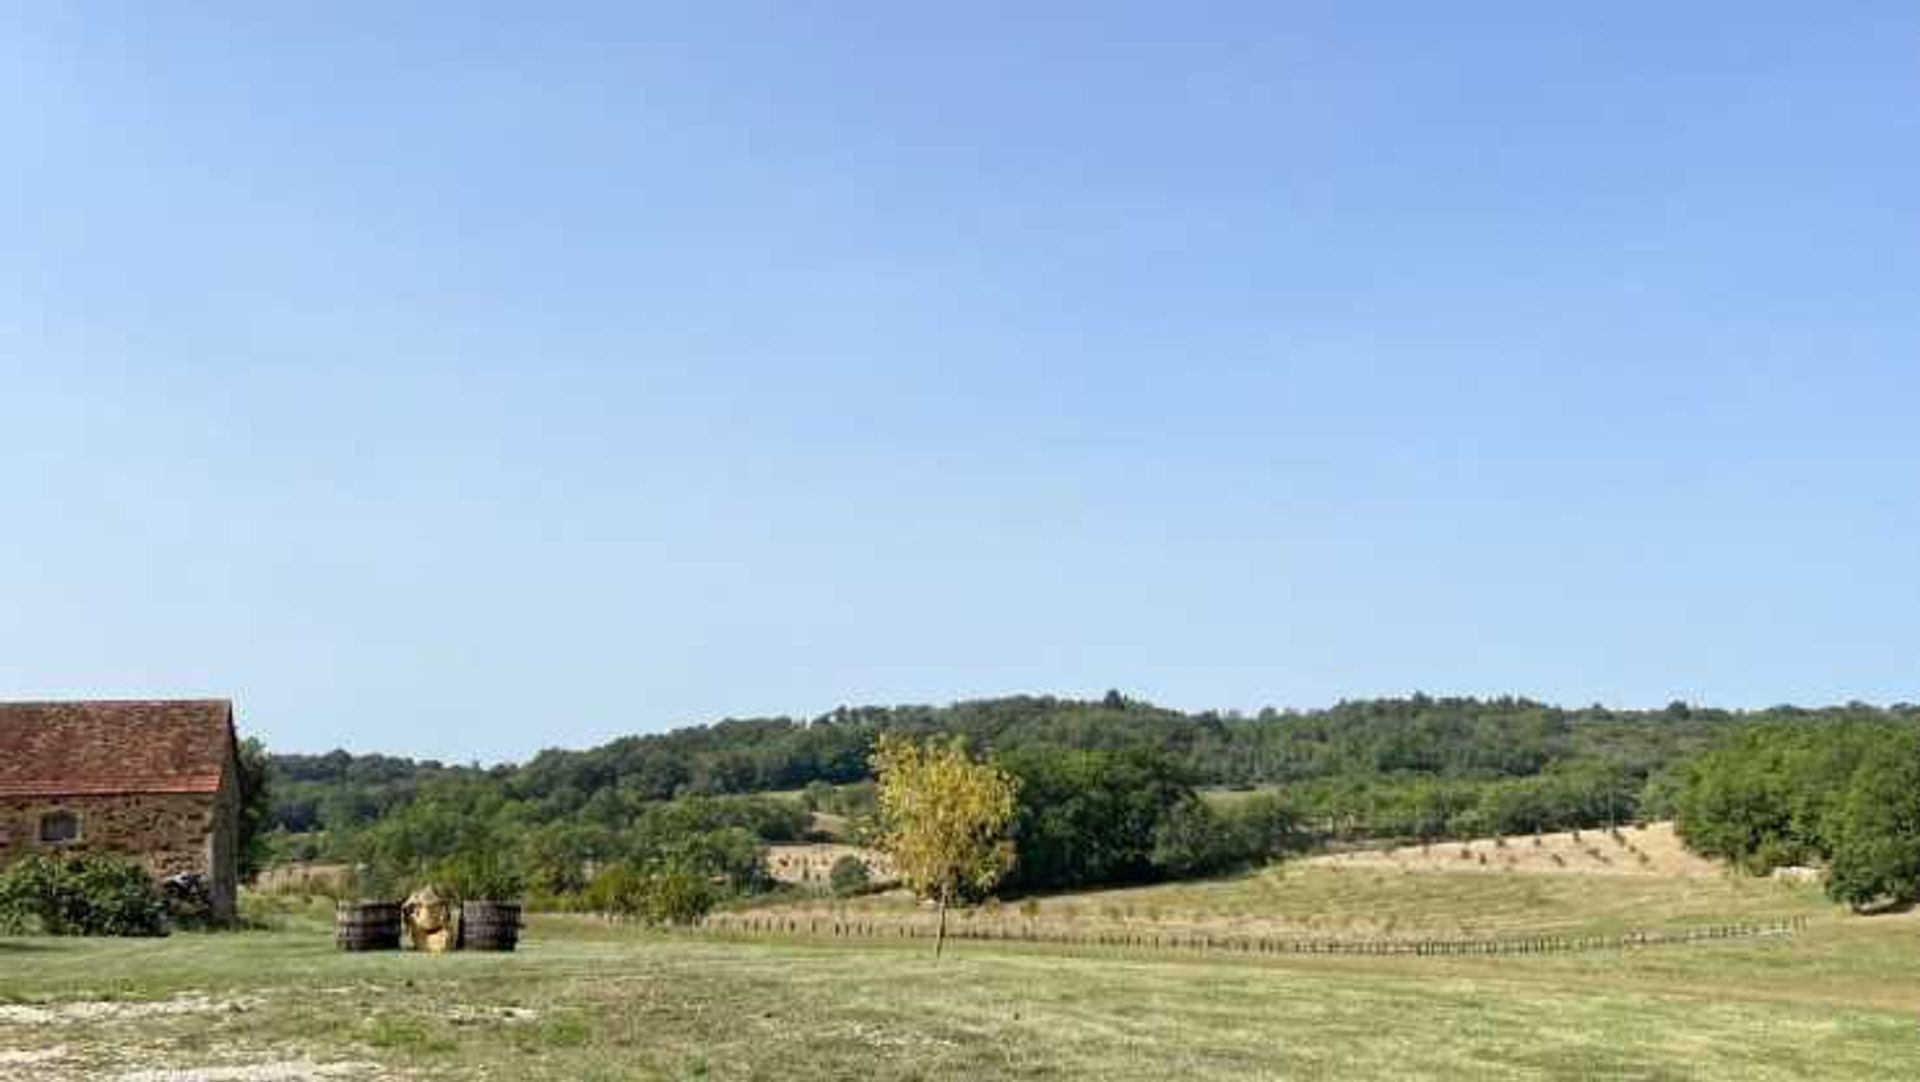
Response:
[[0, 854, 170, 936]]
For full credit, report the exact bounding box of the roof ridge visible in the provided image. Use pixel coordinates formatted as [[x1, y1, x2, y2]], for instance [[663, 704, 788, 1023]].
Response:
[[0, 697, 232, 707]]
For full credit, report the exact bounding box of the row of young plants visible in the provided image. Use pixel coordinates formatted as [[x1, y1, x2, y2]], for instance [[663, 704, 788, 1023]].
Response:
[[692, 910, 1811, 957]]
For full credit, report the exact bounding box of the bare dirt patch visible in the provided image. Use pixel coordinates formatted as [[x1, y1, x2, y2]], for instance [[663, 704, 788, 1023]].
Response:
[[447, 1004, 539, 1025], [0, 995, 255, 1026], [107, 1061, 386, 1082], [0, 1046, 71, 1067]]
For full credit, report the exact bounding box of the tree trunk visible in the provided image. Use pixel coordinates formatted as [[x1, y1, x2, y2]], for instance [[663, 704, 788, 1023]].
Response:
[[935, 896, 948, 959]]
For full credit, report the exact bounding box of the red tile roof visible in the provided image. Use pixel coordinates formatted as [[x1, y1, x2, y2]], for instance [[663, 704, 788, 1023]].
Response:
[[0, 700, 235, 798]]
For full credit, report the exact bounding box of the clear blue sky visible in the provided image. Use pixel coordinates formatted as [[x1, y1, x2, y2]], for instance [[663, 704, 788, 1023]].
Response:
[[3, 4, 1916, 762]]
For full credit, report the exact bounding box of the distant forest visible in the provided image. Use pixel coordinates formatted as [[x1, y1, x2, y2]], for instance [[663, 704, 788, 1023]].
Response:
[[268, 694, 1920, 850]]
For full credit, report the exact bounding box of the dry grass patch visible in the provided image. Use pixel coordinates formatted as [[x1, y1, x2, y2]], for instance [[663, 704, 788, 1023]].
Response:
[[1306, 821, 1719, 878]]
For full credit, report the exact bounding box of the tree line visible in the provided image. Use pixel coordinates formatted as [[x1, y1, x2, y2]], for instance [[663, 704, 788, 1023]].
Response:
[[271, 694, 1920, 846], [260, 694, 1920, 915], [1672, 720, 1920, 909], [273, 738, 1298, 921]]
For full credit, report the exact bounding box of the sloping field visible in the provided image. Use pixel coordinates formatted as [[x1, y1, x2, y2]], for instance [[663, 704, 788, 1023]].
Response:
[[748, 832, 1822, 943], [2, 900, 1918, 1081], [1305, 821, 1720, 878]]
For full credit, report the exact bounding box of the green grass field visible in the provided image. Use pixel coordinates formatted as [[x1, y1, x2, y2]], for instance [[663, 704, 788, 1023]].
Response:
[[3, 873, 1918, 1081]]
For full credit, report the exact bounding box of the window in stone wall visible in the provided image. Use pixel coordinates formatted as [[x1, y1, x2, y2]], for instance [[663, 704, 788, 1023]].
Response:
[[39, 810, 81, 844]]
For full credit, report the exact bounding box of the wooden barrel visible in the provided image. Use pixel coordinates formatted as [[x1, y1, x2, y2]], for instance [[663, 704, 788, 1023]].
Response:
[[460, 900, 522, 952], [335, 901, 402, 951]]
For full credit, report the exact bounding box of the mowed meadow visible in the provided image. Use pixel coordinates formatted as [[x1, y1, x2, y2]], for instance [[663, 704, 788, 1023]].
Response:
[[5, 854, 1920, 1082]]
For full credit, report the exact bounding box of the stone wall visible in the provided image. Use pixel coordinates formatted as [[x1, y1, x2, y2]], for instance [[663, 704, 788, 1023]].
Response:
[[208, 768, 238, 921], [0, 791, 235, 919]]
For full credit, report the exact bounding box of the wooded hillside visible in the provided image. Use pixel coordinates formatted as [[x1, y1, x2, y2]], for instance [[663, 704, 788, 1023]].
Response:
[[268, 694, 1920, 846]]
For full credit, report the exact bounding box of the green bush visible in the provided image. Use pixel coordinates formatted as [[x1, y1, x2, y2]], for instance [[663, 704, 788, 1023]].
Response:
[[641, 867, 715, 924], [1150, 798, 1248, 878], [582, 861, 718, 925], [0, 854, 168, 936], [828, 855, 871, 896], [1823, 735, 1920, 910], [581, 862, 648, 916], [998, 746, 1198, 890], [801, 780, 835, 813], [345, 861, 404, 902], [429, 847, 526, 901]]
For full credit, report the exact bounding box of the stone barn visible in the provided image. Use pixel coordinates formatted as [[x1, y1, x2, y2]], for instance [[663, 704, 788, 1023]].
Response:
[[0, 699, 242, 922]]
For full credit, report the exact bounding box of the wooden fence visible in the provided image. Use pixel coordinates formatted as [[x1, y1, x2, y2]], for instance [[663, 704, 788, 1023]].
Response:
[[683, 913, 1809, 959]]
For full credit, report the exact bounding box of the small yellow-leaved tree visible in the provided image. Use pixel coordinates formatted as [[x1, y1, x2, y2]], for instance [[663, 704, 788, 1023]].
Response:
[[871, 733, 1019, 957]]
